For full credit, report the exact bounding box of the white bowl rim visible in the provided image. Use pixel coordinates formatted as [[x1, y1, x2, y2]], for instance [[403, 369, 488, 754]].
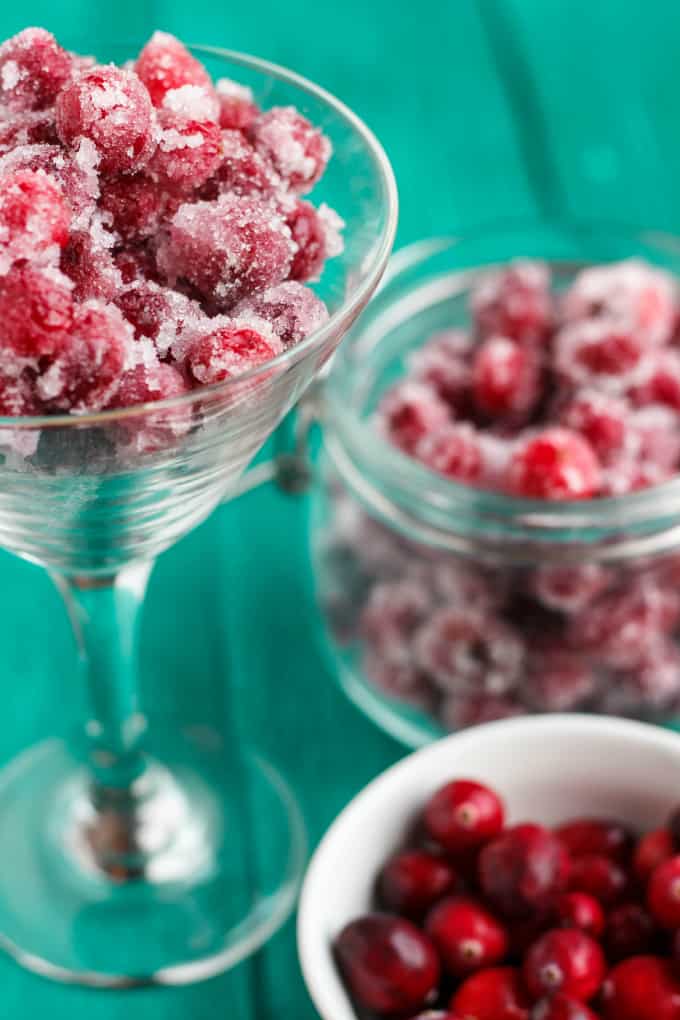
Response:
[[297, 713, 680, 1020]]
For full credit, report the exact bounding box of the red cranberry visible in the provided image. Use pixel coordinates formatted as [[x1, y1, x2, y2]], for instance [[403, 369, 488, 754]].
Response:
[[186, 323, 282, 386], [251, 106, 331, 194], [553, 893, 604, 939], [335, 914, 440, 1015], [605, 904, 656, 962], [378, 850, 458, 919], [479, 824, 570, 919], [415, 424, 485, 484], [601, 956, 680, 1020], [634, 828, 676, 884], [424, 779, 504, 853], [556, 818, 633, 864], [648, 856, 680, 929], [135, 31, 214, 108], [471, 259, 553, 343], [530, 995, 600, 1020], [378, 381, 451, 454], [56, 66, 156, 175], [426, 896, 508, 977], [507, 428, 601, 500], [568, 854, 628, 907], [472, 335, 541, 420], [0, 262, 73, 357], [523, 929, 605, 1003], [0, 28, 72, 111], [451, 966, 531, 1020]]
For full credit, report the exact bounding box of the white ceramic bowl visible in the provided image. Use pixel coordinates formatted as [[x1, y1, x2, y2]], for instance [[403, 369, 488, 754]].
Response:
[[298, 714, 680, 1020]]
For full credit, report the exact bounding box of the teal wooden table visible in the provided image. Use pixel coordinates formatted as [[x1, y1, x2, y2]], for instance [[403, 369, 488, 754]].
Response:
[[2, 1, 680, 1016]]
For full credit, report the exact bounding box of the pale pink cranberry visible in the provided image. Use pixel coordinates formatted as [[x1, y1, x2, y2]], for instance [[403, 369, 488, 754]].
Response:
[[601, 956, 680, 1020], [149, 90, 223, 192], [440, 693, 523, 731], [479, 824, 570, 919], [630, 405, 680, 483], [157, 194, 295, 308], [554, 320, 644, 392], [186, 322, 282, 386], [414, 607, 524, 696], [524, 646, 597, 712], [471, 259, 553, 343], [0, 28, 72, 111], [99, 172, 170, 242], [426, 896, 508, 977], [634, 828, 676, 884], [286, 199, 344, 282], [232, 281, 329, 347], [472, 335, 541, 420], [530, 563, 611, 614], [378, 381, 451, 454], [553, 893, 605, 939], [415, 423, 485, 484], [56, 66, 156, 175], [451, 967, 531, 1020], [424, 779, 505, 853], [216, 78, 259, 131], [0, 262, 73, 358], [335, 914, 440, 1015], [605, 904, 656, 962], [37, 300, 132, 411], [60, 229, 121, 302], [0, 168, 69, 266], [507, 428, 601, 500], [379, 850, 458, 920], [0, 109, 58, 153], [361, 578, 431, 663], [558, 388, 632, 464], [523, 929, 605, 1002], [562, 258, 677, 346], [251, 106, 331, 194], [135, 31, 213, 108]]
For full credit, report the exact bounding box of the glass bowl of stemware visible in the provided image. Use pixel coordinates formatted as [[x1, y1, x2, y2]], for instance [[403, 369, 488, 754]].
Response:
[[0, 42, 397, 987]]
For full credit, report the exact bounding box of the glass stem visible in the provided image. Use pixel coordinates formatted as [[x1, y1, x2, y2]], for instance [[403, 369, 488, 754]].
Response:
[[53, 562, 153, 791]]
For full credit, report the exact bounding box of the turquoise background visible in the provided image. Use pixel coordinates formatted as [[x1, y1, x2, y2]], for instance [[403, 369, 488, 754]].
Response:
[[2, 1, 680, 1017]]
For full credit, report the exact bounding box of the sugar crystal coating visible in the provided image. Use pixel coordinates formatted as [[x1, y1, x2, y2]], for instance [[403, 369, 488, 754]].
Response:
[[0, 28, 72, 111], [187, 322, 283, 385], [251, 106, 331, 193], [0, 262, 73, 358], [149, 101, 222, 191], [233, 280, 329, 346], [0, 168, 69, 269], [135, 32, 213, 108], [216, 77, 259, 131]]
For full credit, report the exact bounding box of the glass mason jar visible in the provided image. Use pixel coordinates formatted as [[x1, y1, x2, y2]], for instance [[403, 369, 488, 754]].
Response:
[[309, 224, 680, 748]]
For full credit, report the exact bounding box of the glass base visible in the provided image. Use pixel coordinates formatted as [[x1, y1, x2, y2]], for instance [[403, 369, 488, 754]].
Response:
[[0, 735, 306, 987]]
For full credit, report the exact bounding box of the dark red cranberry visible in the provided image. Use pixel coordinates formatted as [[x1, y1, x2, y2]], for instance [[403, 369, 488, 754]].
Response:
[[424, 779, 505, 853], [633, 828, 676, 884], [335, 914, 440, 1015], [450, 966, 531, 1020], [508, 915, 554, 960], [556, 818, 633, 864], [667, 807, 680, 848], [523, 929, 605, 1002], [601, 956, 680, 1020], [648, 856, 680, 929], [378, 850, 458, 919], [478, 824, 570, 919], [568, 854, 628, 907], [530, 994, 600, 1019], [426, 896, 508, 977], [553, 892, 604, 938], [605, 903, 656, 962]]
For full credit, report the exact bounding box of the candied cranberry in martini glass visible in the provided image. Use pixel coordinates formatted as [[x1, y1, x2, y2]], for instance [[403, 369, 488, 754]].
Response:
[[0, 29, 397, 985]]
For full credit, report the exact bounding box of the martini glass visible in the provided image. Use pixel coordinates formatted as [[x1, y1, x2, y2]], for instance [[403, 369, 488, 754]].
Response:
[[0, 44, 397, 986]]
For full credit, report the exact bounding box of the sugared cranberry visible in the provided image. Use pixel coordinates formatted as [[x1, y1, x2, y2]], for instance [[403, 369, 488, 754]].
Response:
[[286, 198, 344, 282], [0, 109, 58, 153], [424, 779, 504, 853], [409, 330, 472, 408], [186, 323, 282, 386], [203, 129, 280, 200], [558, 388, 631, 464], [634, 828, 676, 884], [0, 168, 69, 267], [523, 647, 597, 713], [472, 335, 541, 420], [107, 361, 191, 453], [216, 78, 259, 131], [523, 929, 605, 1002], [60, 229, 121, 303], [378, 381, 451, 454], [555, 320, 643, 390], [99, 172, 169, 242], [507, 428, 601, 500], [149, 91, 223, 192], [479, 824, 569, 920], [530, 563, 610, 615], [157, 194, 295, 308], [233, 281, 329, 347], [0, 28, 72, 111], [556, 818, 633, 864], [648, 856, 680, 929], [415, 424, 485, 484], [135, 31, 214, 108], [334, 914, 440, 1015], [601, 956, 680, 1020], [251, 106, 331, 194], [426, 896, 508, 977], [605, 904, 656, 962], [471, 259, 552, 343], [56, 66, 156, 175], [530, 995, 600, 1020], [451, 966, 531, 1020], [0, 262, 73, 357], [568, 854, 628, 907], [630, 350, 680, 411], [553, 893, 604, 939], [0, 141, 99, 229], [378, 850, 458, 919]]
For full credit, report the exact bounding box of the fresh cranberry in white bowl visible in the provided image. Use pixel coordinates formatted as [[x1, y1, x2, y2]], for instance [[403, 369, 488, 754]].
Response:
[[298, 715, 680, 1020]]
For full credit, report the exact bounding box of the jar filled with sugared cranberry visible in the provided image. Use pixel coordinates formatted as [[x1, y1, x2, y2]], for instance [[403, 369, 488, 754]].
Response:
[[309, 224, 680, 746]]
